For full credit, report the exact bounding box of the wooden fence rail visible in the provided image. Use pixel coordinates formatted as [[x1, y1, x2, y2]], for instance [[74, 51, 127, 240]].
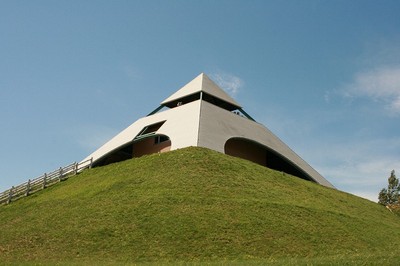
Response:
[[0, 158, 93, 205]]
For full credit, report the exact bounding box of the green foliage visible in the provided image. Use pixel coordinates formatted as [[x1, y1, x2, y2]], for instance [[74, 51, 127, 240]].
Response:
[[378, 170, 400, 206], [1, 147, 400, 265]]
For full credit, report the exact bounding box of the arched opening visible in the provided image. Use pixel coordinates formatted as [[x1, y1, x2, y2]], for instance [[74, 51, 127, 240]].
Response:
[[93, 134, 171, 167], [224, 138, 314, 182]]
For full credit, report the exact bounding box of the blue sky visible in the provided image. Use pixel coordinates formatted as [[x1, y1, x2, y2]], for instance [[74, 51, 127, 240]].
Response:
[[1, 0, 399, 201]]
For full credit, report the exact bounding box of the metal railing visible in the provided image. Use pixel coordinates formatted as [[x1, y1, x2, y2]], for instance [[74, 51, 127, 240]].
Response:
[[0, 158, 93, 205]]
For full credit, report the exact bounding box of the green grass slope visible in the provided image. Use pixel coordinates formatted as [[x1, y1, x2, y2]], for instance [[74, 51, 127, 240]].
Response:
[[1, 147, 399, 265]]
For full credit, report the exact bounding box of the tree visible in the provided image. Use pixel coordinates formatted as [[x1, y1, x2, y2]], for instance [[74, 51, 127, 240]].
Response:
[[378, 170, 400, 206]]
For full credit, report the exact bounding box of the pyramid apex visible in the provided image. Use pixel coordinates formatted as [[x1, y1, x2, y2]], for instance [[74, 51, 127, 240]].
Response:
[[161, 73, 241, 108]]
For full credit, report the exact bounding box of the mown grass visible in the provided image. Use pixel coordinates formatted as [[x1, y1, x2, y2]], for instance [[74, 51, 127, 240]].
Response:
[[0, 147, 399, 265]]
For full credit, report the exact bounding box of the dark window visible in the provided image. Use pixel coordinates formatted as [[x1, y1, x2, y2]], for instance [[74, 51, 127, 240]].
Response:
[[135, 121, 166, 140], [154, 135, 169, 144]]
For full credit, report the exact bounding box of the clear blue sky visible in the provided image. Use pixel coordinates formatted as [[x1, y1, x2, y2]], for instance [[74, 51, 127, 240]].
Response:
[[1, 0, 399, 201]]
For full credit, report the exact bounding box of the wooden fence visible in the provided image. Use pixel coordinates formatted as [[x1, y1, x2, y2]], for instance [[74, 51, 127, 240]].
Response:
[[0, 158, 93, 205]]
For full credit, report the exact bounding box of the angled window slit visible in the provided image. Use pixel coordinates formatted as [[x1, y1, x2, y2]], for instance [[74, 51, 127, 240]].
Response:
[[134, 121, 166, 141]]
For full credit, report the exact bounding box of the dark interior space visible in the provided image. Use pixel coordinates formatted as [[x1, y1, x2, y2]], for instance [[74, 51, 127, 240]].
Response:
[[93, 135, 171, 167], [225, 138, 314, 182]]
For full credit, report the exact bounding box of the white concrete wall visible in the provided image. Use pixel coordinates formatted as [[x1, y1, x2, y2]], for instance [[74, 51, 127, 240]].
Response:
[[81, 98, 333, 188], [197, 101, 334, 188], [81, 100, 201, 163]]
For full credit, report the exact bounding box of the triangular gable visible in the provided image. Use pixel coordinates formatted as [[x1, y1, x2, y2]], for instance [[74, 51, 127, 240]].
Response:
[[161, 73, 241, 108]]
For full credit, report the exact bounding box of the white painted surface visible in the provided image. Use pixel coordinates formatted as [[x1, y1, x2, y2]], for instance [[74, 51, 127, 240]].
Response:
[[82, 100, 201, 163]]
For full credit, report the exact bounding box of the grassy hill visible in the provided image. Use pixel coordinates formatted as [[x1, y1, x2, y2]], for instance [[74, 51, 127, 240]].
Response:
[[1, 147, 399, 265]]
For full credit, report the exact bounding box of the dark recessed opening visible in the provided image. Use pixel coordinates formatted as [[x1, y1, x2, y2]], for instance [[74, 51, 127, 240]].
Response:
[[163, 93, 201, 109], [136, 121, 166, 139], [93, 134, 171, 168], [202, 92, 238, 111], [225, 137, 315, 183]]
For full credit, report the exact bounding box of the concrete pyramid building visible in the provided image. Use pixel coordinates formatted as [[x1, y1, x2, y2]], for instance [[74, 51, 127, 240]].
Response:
[[82, 73, 334, 188]]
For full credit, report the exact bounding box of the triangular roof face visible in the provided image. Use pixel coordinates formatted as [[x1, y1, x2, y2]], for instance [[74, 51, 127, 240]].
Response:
[[161, 73, 241, 108]]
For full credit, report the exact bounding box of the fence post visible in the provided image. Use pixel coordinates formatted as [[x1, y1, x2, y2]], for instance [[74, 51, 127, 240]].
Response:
[[7, 186, 14, 204], [89, 157, 93, 169], [74, 162, 78, 175], [43, 173, 47, 189], [25, 179, 31, 196], [59, 167, 63, 181]]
